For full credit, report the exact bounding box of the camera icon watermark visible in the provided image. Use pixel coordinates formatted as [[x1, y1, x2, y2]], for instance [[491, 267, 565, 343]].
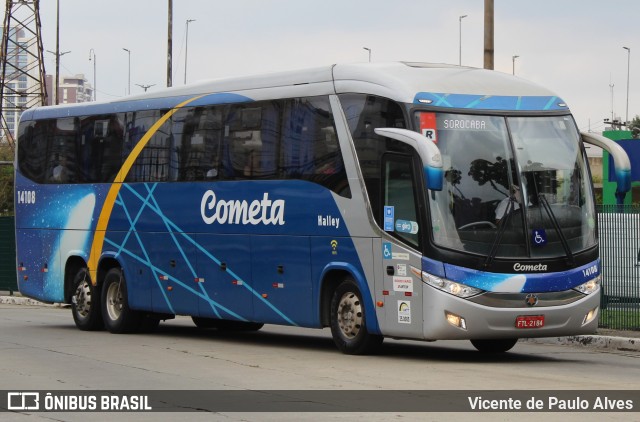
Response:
[[7, 392, 40, 410]]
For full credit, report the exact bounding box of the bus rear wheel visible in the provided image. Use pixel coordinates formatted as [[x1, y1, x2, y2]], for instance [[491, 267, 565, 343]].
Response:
[[71, 268, 103, 331], [101, 268, 142, 334], [470, 338, 518, 353], [330, 279, 383, 355]]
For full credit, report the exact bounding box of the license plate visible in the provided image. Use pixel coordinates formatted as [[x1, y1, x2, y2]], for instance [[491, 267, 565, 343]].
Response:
[[515, 315, 544, 329]]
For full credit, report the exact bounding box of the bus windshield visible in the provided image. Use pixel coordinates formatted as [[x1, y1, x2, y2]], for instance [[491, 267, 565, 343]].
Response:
[[420, 113, 596, 260]]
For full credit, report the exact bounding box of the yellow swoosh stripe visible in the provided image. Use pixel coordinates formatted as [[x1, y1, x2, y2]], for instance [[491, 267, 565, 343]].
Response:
[[88, 95, 205, 283]]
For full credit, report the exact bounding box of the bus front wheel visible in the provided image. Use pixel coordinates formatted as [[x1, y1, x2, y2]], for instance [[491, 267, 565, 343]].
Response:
[[470, 338, 518, 353], [330, 279, 383, 355], [71, 268, 103, 331], [101, 268, 142, 334]]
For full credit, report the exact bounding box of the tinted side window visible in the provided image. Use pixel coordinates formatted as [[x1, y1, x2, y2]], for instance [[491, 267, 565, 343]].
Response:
[[174, 106, 227, 181], [46, 117, 78, 183], [17, 120, 47, 183], [338, 94, 407, 223], [282, 97, 349, 196], [127, 110, 167, 182], [223, 102, 281, 180], [79, 114, 125, 182]]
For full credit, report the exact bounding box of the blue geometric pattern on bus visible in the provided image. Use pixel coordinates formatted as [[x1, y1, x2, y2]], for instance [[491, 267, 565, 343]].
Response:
[[104, 182, 297, 325], [413, 92, 568, 111], [441, 259, 600, 293]]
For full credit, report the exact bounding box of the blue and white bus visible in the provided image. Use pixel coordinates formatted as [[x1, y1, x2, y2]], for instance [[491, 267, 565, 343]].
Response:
[[15, 62, 631, 353]]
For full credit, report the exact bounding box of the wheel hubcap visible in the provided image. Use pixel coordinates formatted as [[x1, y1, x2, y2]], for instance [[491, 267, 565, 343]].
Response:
[[73, 280, 92, 318], [337, 292, 363, 339], [106, 280, 123, 321]]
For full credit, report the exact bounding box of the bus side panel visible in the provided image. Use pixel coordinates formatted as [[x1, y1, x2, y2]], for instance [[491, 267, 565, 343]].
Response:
[[251, 235, 313, 326], [18, 229, 61, 302], [101, 229, 152, 312], [311, 236, 381, 334], [196, 233, 253, 321], [144, 231, 199, 316]]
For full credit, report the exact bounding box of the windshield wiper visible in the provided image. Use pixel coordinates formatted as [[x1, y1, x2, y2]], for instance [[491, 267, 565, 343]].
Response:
[[483, 197, 516, 269], [538, 193, 575, 266]]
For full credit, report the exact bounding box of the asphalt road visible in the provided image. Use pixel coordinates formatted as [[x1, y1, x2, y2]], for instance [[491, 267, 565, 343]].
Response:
[[1, 304, 639, 421]]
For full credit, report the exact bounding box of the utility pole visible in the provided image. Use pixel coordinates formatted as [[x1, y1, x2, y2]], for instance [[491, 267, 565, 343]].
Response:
[[483, 0, 494, 70], [55, 0, 59, 103], [0, 0, 47, 153], [167, 0, 172, 87]]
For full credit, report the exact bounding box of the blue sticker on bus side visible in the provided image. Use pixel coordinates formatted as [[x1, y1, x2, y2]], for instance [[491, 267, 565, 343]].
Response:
[[382, 243, 393, 260], [384, 206, 394, 231]]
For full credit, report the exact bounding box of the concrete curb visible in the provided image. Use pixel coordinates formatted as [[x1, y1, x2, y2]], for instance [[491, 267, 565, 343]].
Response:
[[2, 295, 639, 352], [523, 335, 640, 353], [0, 295, 68, 307]]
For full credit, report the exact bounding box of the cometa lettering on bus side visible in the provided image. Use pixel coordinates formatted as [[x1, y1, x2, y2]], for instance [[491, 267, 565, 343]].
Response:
[[200, 191, 285, 226]]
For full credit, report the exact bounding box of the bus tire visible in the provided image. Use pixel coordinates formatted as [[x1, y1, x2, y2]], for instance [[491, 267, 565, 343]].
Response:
[[330, 279, 383, 355], [71, 268, 103, 331], [101, 268, 142, 334], [470, 338, 518, 353]]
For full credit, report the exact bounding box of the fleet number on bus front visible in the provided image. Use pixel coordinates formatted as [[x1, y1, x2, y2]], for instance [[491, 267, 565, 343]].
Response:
[[17, 190, 36, 204]]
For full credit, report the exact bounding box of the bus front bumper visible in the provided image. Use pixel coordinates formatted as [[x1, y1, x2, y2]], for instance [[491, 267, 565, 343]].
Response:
[[422, 285, 600, 340]]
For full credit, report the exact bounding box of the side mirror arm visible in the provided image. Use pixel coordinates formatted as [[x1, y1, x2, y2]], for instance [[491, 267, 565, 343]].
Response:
[[374, 128, 444, 191], [581, 132, 631, 203]]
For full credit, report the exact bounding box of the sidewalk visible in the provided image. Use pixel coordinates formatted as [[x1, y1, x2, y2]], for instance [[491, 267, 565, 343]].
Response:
[[2, 292, 639, 353]]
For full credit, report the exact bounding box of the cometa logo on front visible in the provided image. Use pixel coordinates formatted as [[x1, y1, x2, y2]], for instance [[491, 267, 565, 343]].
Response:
[[513, 263, 548, 272], [200, 190, 285, 226]]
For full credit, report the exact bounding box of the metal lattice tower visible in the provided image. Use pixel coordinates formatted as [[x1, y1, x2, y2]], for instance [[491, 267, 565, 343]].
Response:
[[0, 0, 46, 153]]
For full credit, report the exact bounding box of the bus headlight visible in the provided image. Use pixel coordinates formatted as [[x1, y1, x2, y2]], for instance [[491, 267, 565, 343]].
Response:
[[573, 275, 601, 295], [422, 272, 483, 298]]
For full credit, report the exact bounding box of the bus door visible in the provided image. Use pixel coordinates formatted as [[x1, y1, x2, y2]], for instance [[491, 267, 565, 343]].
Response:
[[379, 154, 424, 338], [251, 236, 313, 326], [195, 234, 253, 322]]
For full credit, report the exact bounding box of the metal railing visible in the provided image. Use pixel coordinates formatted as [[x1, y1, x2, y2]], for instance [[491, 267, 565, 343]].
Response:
[[597, 205, 640, 331]]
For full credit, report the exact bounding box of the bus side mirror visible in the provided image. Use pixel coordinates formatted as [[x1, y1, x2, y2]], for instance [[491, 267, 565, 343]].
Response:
[[374, 128, 444, 191], [581, 131, 631, 204]]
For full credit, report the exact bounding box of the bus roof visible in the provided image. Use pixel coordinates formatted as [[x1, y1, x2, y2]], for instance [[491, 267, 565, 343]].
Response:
[[22, 62, 568, 120]]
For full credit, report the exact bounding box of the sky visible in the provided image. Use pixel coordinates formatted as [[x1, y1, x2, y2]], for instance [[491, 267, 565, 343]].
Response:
[[35, 0, 640, 134]]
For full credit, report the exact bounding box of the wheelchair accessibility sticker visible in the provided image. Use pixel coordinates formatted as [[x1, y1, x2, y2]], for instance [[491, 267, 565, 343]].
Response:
[[383, 242, 393, 259], [531, 229, 547, 247]]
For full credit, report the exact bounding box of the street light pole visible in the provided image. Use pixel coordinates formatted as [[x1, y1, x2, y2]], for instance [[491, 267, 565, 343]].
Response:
[[459, 14, 467, 66], [363, 47, 371, 62], [89, 49, 96, 101], [122, 48, 131, 95], [512, 55, 519, 75], [623, 46, 630, 125], [184, 19, 195, 84]]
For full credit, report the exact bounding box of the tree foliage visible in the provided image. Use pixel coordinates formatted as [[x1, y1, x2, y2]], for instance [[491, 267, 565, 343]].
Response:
[[0, 145, 13, 216]]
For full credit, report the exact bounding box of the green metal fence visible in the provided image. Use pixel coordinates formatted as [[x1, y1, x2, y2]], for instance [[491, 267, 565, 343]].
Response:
[[0, 216, 17, 294], [597, 205, 640, 331]]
